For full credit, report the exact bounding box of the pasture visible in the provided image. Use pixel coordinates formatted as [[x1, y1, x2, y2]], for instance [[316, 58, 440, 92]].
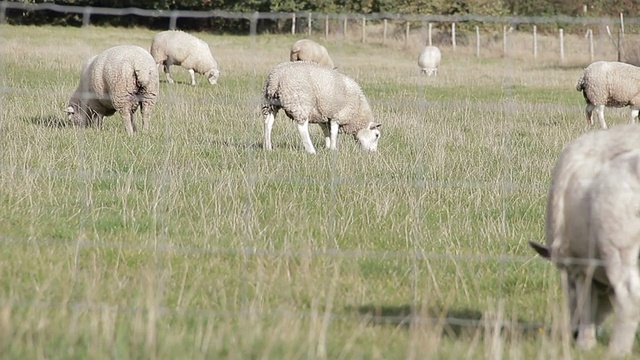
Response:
[[0, 24, 627, 358]]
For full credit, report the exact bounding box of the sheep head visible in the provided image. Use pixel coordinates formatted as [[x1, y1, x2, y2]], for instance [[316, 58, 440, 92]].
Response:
[[206, 68, 220, 85], [356, 122, 381, 152]]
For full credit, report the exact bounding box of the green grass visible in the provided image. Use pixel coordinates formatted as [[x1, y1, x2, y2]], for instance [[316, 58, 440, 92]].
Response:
[[0, 24, 626, 358]]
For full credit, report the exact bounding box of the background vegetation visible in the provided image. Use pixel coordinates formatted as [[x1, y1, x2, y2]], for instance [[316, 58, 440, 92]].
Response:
[[4, 0, 638, 32], [0, 20, 632, 358]]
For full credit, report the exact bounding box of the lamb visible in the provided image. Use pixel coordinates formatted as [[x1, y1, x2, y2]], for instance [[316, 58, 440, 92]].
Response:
[[150, 30, 220, 86], [290, 39, 335, 69], [418, 46, 441, 76], [576, 61, 640, 129], [66, 45, 159, 135], [530, 124, 640, 356], [261, 61, 381, 154]]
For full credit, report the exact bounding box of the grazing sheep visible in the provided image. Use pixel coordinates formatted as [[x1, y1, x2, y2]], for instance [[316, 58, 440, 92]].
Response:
[[530, 124, 640, 356], [576, 61, 640, 129], [418, 46, 441, 76], [290, 39, 335, 69], [66, 45, 159, 135], [150, 30, 220, 86], [262, 61, 381, 154]]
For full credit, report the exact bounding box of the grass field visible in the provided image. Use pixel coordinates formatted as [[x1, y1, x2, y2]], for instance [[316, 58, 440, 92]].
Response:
[[0, 24, 631, 358]]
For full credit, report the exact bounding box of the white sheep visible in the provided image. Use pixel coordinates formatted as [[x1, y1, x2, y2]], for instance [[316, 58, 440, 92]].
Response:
[[262, 61, 381, 154], [150, 30, 220, 86], [530, 124, 640, 356], [418, 46, 441, 76], [290, 39, 335, 69], [66, 45, 159, 135], [576, 61, 640, 129]]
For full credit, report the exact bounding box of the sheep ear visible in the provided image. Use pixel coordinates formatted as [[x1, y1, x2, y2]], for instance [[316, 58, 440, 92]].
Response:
[[529, 241, 550, 259], [65, 106, 75, 114], [369, 122, 381, 130]]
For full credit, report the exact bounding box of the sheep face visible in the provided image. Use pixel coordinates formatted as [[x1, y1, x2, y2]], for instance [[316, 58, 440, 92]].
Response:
[[65, 104, 88, 126], [206, 69, 220, 85], [355, 122, 381, 152], [421, 68, 438, 76]]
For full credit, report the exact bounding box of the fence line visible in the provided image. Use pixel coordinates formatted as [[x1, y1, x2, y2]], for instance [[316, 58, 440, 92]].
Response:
[[3, 1, 637, 63]]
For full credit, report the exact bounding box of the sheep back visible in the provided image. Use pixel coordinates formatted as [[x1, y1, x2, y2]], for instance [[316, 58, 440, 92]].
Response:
[[545, 124, 640, 263], [262, 61, 373, 135], [290, 39, 335, 69], [578, 61, 640, 107], [150, 30, 219, 79]]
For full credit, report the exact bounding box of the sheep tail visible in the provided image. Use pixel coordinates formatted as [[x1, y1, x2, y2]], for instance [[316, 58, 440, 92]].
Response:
[[290, 46, 301, 62], [575, 75, 585, 92]]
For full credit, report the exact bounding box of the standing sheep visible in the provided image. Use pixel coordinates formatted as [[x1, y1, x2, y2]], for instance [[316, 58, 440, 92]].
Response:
[[66, 45, 159, 135], [150, 30, 220, 86], [530, 124, 640, 356], [290, 39, 335, 69], [576, 61, 640, 129], [262, 61, 381, 154], [418, 46, 441, 76]]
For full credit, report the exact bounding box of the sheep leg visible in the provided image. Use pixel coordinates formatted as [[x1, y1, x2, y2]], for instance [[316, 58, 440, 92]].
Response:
[[163, 62, 174, 84], [296, 119, 316, 154], [188, 69, 196, 86], [585, 104, 595, 126], [329, 120, 339, 150], [630, 108, 639, 124], [263, 112, 275, 151], [140, 102, 152, 132], [573, 272, 598, 350], [319, 123, 331, 149], [594, 105, 607, 129], [606, 250, 640, 356], [120, 109, 136, 135]]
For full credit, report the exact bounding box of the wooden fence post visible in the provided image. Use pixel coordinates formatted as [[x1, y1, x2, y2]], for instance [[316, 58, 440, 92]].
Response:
[[475, 26, 480, 57], [362, 17, 366, 43], [325, 15, 329, 38], [587, 29, 594, 62], [533, 25, 537, 59], [383, 19, 388, 44], [428, 23, 432, 46], [307, 12, 311, 37], [405, 22, 410, 47], [291, 13, 296, 35], [451, 23, 456, 51], [559, 28, 565, 61], [503, 25, 507, 56]]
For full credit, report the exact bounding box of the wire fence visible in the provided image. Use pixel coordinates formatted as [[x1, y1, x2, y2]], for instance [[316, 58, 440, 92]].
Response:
[[0, 2, 629, 351]]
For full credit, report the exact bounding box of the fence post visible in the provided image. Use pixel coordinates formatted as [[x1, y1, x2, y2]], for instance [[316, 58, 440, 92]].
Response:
[[308, 12, 312, 37], [325, 15, 329, 39], [533, 25, 537, 59], [559, 28, 564, 61], [587, 29, 594, 62], [383, 19, 388, 44], [362, 17, 366, 43], [405, 22, 410, 47], [503, 25, 507, 56], [475, 26, 480, 57], [291, 13, 296, 35], [249, 11, 258, 36], [451, 23, 456, 51], [428, 23, 432, 46], [82, 6, 91, 27], [343, 16, 347, 38], [0, 1, 6, 24], [169, 11, 177, 30]]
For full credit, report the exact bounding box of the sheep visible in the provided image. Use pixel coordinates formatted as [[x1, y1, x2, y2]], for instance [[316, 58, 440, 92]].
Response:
[[65, 45, 159, 135], [290, 39, 335, 69], [576, 61, 640, 129], [418, 46, 441, 76], [261, 61, 381, 154], [150, 30, 220, 86], [529, 124, 640, 356]]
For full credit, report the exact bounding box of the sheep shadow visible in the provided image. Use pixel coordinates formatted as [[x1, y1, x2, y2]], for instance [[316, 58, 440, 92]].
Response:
[[348, 304, 547, 339], [25, 115, 70, 128]]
